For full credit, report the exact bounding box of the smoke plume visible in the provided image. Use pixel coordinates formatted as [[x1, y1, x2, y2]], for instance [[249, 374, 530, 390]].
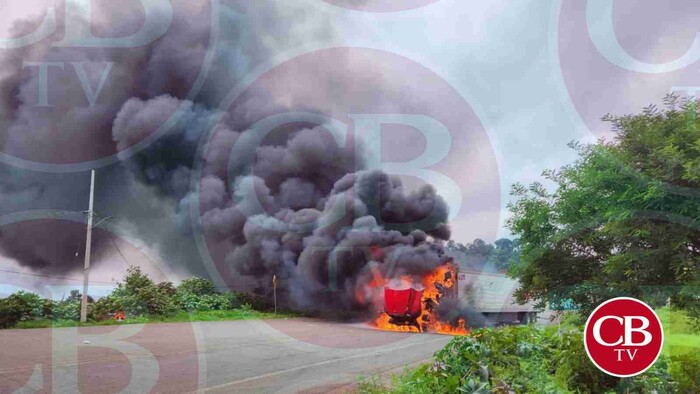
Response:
[[0, 2, 458, 317]]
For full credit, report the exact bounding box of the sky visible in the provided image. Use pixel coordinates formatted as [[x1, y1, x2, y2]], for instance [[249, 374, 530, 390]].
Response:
[[1, 0, 697, 295]]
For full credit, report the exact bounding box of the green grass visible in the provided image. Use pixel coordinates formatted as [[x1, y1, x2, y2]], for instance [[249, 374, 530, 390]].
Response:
[[656, 307, 700, 356], [13, 309, 298, 329], [656, 307, 697, 335]]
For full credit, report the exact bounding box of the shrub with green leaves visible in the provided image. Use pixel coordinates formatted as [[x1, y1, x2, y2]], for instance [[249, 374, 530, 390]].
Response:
[[1, 268, 285, 327], [175, 291, 234, 311], [380, 325, 687, 394], [0, 291, 50, 328], [104, 266, 177, 317], [52, 300, 81, 321], [382, 326, 564, 393], [231, 291, 272, 312], [173, 277, 235, 311], [177, 277, 217, 297], [669, 352, 700, 393], [89, 293, 121, 320], [52, 290, 92, 321], [553, 330, 617, 393]]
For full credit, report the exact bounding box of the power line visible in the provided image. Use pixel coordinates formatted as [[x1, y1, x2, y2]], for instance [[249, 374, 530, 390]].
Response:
[[0, 268, 114, 284], [109, 232, 130, 267]]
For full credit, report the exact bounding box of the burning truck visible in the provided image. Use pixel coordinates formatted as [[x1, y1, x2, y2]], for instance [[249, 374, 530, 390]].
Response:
[[365, 261, 540, 334], [367, 261, 468, 335]]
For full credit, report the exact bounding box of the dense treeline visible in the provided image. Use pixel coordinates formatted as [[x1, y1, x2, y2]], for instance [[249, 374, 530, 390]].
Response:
[[0, 266, 274, 329], [446, 238, 520, 272]]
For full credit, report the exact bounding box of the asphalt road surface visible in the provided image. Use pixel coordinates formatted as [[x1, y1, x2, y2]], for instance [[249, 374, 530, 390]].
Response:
[[0, 318, 452, 393]]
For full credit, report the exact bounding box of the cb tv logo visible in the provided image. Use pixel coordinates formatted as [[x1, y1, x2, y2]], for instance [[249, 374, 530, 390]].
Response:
[[584, 297, 664, 378]]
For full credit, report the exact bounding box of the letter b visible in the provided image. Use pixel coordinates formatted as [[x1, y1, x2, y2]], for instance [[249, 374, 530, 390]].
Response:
[[623, 316, 653, 346]]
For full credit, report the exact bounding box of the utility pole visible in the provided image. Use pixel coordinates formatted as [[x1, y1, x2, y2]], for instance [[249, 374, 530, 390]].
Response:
[[80, 170, 96, 323], [272, 275, 278, 314]]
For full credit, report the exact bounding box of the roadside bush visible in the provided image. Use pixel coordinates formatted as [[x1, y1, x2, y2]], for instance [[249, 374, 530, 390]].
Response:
[[157, 281, 177, 297], [17, 291, 47, 319], [174, 277, 235, 311], [669, 352, 700, 393], [384, 326, 567, 393], [622, 356, 674, 394], [109, 266, 176, 316], [177, 277, 217, 296], [0, 291, 50, 328], [175, 291, 234, 311], [380, 325, 682, 394], [89, 293, 123, 320], [553, 330, 618, 393], [0, 295, 29, 328], [558, 311, 584, 328], [0, 268, 286, 329], [232, 291, 273, 311], [52, 300, 81, 321], [52, 290, 91, 321]]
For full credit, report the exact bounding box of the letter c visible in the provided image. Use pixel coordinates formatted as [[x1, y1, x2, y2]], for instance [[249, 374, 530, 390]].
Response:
[[592, 315, 624, 346]]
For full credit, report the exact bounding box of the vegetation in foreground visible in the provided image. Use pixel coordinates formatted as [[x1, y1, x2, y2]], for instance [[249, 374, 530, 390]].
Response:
[[359, 310, 699, 394], [0, 266, 294, 329], [508, 96, 700, 325]]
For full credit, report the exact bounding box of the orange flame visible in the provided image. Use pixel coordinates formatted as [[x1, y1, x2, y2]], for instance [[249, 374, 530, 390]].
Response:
[[366, 263, 468, 336]]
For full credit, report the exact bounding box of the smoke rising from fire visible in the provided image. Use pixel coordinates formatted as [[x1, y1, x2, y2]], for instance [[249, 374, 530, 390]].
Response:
[[0, 2, 480, 321], [0, 1, 333, 275], [116, 91, 455, 312]]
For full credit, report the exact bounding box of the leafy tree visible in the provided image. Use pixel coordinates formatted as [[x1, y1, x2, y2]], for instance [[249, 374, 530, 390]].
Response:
[[447, 238, 520, 272], [176, 277, 217, 297], [157, 281, 177, 297], [490, 238, 521, 271], [53, 299, 81, 321], [508, 96, 700, 320], [105, 265, 176, 316], [64, 289, 93, 304], [467, 239, 494, 256], [0, 291, 50, 328], [174, 277, 234, 311]]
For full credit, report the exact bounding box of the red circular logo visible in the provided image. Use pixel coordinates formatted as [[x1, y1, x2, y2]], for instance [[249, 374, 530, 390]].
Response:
[[584, 297, 664, 378]]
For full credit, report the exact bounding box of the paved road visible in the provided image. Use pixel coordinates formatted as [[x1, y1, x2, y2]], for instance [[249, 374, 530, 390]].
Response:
[[0, 318, 452, 393]]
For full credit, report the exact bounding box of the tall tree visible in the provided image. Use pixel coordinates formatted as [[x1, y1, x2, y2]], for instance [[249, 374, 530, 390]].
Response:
[[491, 238, 520, 271], [446, 238, 519, 272], [508, 96, 700, 320]]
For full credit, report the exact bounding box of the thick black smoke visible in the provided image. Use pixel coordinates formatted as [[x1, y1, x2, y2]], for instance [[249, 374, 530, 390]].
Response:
[[0, 3, 456, 317], [0, 1, 330, 275], [0, 219, 124, 276], [114, 92, 454, 312], [0, 1, 215, 274]]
